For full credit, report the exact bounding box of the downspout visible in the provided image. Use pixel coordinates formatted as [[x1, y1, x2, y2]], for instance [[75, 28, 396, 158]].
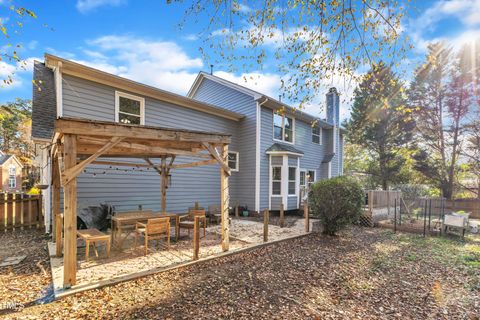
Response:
[[255, 97, 269, 213]]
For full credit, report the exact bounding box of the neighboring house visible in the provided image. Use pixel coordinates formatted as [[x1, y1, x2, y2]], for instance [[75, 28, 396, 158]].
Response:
[[31, 54, 344, 231], [0, 151, 24, 192]]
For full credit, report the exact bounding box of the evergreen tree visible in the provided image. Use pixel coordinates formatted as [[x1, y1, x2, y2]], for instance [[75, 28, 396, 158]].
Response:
[[345, 63, 414, 190], [409, 42, 473, 199]]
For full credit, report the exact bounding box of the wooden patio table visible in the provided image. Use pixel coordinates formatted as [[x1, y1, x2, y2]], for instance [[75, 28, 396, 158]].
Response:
[[112, 211, 188, 249]]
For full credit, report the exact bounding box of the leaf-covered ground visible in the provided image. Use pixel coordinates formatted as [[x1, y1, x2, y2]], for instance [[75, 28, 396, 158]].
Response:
[[1, 227, 479, 319]]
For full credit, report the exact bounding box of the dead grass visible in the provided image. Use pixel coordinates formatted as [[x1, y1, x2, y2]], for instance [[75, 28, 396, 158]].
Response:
[[1, 227, 479, 319]]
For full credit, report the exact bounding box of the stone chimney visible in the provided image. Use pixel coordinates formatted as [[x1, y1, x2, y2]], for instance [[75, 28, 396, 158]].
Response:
[[326, 87, 339, 126]]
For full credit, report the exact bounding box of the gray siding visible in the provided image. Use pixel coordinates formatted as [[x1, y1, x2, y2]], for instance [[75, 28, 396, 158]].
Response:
[[191, 78, 257, 209], [287, 197, 298, 210], [62, 75, 240, 212], [261, 106, 333, 210]]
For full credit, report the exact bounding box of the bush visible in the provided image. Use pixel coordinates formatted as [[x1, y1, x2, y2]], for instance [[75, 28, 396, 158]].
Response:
[[27, 187, 40, 195], [309, 176, 364, 235]]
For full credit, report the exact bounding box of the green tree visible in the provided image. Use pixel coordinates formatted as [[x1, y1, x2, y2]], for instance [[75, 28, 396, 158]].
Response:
[[345, 63, 414, 190], [174, 0, 410, 107], [408, 42, 474, 199], [0, 99, 33, 164]]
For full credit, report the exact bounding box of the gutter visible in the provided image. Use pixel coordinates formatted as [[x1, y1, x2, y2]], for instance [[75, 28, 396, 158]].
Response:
[[255, 97, 269, 212]]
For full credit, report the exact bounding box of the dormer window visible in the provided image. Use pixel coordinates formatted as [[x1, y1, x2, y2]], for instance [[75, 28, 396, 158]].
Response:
[[273, 112, 294, 143], [115, 91, 145, 125]]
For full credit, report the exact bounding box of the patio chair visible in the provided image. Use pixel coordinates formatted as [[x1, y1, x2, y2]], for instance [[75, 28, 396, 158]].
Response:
[[179, 209, 207, 238], [207, 205, 222, 225], [134, 217, 170, 255]]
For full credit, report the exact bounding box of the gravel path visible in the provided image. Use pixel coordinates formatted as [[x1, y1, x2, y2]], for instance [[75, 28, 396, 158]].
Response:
[[1, 227, 479, 319]]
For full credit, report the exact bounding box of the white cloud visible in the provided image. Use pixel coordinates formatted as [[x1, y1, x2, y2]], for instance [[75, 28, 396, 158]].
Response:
[[408, 0, 480, 53], [76, 0, 126, 13], [0, 57, 40, 90], [213, 71, 281, 97]]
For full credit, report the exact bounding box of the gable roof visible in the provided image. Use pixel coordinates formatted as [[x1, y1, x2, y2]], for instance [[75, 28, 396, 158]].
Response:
[[43, 54, 245, 122], [0, 154, 23, 168], [188, 71, 335, 128]]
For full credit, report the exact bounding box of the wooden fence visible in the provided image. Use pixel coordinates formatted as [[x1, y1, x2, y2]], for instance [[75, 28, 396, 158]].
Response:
[[407, 197, 480, 219], [0, 193, 43, 231], [366, 190, 402, 209]]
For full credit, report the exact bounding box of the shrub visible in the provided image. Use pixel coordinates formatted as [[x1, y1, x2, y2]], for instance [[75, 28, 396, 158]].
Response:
[[27, 187, 40, 195], [309, 176, 364, 235]]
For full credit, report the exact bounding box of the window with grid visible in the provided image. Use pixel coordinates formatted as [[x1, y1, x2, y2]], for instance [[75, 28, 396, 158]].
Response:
[[312, 125, 321, 144], [272, 166, 282, 195], [228, 152, 239, 171], [273, 113, 294, 143], [288, 167, 296, 195]]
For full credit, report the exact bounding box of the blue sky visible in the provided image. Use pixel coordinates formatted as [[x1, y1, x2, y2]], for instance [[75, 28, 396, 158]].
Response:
[[1, 0, 479, 120]]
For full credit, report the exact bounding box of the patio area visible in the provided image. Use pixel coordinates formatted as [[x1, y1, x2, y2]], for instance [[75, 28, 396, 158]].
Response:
[[48, 217, 312, 298]]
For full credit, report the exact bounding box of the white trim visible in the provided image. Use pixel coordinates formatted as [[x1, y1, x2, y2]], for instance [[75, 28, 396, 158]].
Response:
[[282, 155, 288, 208], [297, 158, 301, 208], [312, 125, 322, 145], [271, 164, 282, 197], [265, 151, 303, 157], [340, 134, 344, 175], [272, 110, 295, 145], [227, 151, 239, 172], [328, 162, 332, 179], [54, 62, 63, 118], [268, 155, 272, 210], [287, 166, 297, 196], [255, 99, 267, 212], [115, 91, 145, 125], [188, 72, 263, 99]]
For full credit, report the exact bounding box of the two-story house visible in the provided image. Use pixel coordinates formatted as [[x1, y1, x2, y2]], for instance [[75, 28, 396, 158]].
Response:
[[0, 151, 23, 192], [31, 54, 344, 231]]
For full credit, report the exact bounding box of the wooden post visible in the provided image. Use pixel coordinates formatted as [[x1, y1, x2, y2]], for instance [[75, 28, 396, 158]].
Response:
[[263, 209, 269, 242], [12, 194, 16, 231], [193, 216, 200, 260], [63, 134, 78, 288], [28, 195, 32, 229], [387, 190, 391, 218], [19, 193, 24, 230], [161, 156, 167, 213], [235, 202, 239, 218], [55, 213, 63, 257], [220, 144, 230, 251], [304, 198, 310, 233], [279, 201, 285, 228]]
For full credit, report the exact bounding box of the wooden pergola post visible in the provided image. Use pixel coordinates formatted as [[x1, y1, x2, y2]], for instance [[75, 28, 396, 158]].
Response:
[[220, 144, 230, 251], [161, 156, 167, 213], [63, 134, 77, 288]]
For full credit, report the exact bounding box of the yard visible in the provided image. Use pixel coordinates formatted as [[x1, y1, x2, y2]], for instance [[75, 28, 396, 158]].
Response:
[[1, 226, 479, 319]]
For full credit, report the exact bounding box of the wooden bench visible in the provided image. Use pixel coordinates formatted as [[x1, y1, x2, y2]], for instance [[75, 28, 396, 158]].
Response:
[[77, 228, 111, 261]]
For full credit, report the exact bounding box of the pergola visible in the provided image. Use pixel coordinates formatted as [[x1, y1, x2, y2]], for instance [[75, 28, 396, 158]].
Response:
[[50, 117, 231, 288]]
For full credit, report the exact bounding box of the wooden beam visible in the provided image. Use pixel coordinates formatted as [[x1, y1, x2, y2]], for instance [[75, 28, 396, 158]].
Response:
[[144, 158, 162, 175], [161, 156, 167, 213], [171, 159, 217, 169], [63, 134, 77, 288], [78, 136, 204, 150], [76, 143, 211, 159], [90, 160, 152, 168], [203, 142, 231, 176], [62, 137, 124, 185], [220, 144, 230, 251], [55, 118, 231, 144]]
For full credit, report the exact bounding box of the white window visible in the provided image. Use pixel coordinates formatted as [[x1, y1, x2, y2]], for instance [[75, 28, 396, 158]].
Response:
[[115, 91, 145, 125], [273, 112, 294, 143], [271, 166, 282, 196], [300, 170, 306, 188], [8, 165, 16, 188], [228, 152, 239, 172], [312, 125, 322, 144], [288, 167, 296, 195]]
